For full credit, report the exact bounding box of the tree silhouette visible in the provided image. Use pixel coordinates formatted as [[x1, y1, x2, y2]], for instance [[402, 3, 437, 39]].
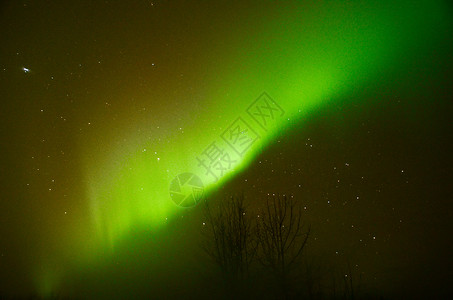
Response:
[[256, 194, 311, 299], [201, 193, 257, 297]]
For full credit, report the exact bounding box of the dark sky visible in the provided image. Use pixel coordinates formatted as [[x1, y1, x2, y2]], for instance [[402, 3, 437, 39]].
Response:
[[0, 1, 452, 299]]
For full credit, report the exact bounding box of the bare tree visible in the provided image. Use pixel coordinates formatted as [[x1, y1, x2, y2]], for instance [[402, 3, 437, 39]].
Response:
[[256, 194, 311, 298], [201, 193, 257, 296]]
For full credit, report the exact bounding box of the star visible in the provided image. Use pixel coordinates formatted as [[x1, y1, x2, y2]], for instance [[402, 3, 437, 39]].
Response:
[[22, 67, 30, 73]]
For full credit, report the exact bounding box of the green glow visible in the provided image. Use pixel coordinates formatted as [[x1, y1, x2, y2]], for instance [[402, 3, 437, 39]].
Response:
[[36, 0, 449, 295], [85, 0, 444, 252]]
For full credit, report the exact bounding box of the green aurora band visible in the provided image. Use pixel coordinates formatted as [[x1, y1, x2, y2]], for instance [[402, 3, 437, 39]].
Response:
[[35, 1, 450, 296]]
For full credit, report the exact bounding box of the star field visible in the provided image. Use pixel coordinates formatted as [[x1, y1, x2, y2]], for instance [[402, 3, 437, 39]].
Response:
[[0, 1, 452, 299]]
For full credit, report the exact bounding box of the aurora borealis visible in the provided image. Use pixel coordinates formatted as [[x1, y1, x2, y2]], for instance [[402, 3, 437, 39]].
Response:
[[1, 1, 452, 299]]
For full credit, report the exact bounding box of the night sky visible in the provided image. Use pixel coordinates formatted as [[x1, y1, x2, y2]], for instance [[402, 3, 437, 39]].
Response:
[[1, 1, 452, 299]]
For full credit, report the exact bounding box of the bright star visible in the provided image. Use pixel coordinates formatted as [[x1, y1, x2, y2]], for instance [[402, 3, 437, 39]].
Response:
[[22, 67, 30, 73]]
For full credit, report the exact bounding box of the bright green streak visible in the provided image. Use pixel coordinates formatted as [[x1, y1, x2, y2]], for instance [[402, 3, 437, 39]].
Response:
[[87, 0, 444, 250], [35, 0, 449, 296]]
